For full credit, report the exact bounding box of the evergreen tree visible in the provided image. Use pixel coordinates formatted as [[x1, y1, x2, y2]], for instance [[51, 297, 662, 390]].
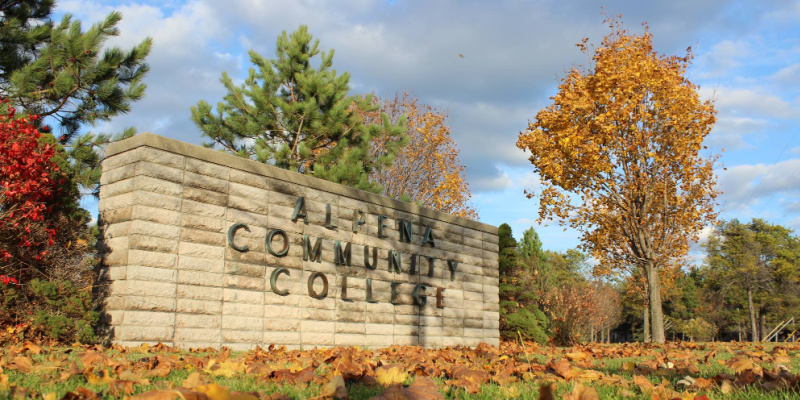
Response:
[[498, 224, 549, 343], [1, 1, 152, 193], [498, 223, 517, 275], [518, 227, 547, 269], [191, 25, 405, 193]]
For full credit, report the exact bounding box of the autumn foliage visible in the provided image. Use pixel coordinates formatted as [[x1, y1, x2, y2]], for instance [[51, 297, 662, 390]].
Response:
[[0, 102, 60, 273], [516, 17, 719, 343], [368, 92, 478, 219]]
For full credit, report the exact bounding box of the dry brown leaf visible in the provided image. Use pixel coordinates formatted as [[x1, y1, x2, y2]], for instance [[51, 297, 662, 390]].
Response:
[[181, 371, 206, 389], [62, 387, 101, 400], [108, 380, 136, 397], [565, 351, 590, 361], [538, 383, 555, 400], [727, 358, 755, 373], [577, 369, 604, 382], [22, 342, 43, 355], [563, 383, 600, 400], [80, 350, 118, 368], [194, 383, 257, 400], [85, 369, 114, 385], [450, 365, 490, 384], [691, 377, 714, 390], [319, 375, 348, 399], [130, 388, 208, 400], [271, 366, 318, 385], [60, 361, 82, 381], [369, 377, 443, 400], [9, 356, 33, 372], [548, 358, 577, 380], [633, 374, 653, 394]]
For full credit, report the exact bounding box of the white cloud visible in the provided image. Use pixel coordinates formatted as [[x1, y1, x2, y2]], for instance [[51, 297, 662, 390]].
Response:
[[718, 159, 800, 212], [470, 167, 513, 192], [706, 116, 769, 150], [707, 87, 796, 119], [772, 64, 800, 85], [700, 40, 751, 75]]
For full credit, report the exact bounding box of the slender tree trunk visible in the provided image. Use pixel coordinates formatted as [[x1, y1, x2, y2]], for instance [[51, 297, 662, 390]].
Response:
[[643, 305, 651, 343], [645, 262, 666, 343], [747, 288, 758, 342], [761, 313, 767, 342]]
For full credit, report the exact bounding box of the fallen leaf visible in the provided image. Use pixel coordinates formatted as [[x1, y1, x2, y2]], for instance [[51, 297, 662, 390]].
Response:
[[720, 379, 733, 394], [130, 388, 208, 400], [370, 377, 443, 400], [563, 383, 600, 400], [539, 383, 555, 400], [375, 365, 408, 386], [319, 375, 348, 399], [182, 371, 208, 389], [633, 374, 653, 394], [22, 342, 43, 355], [80, 350, 119, 368], [62, 387, 101, 400], [692, 377, 714, 390], [9, 356, 33, 372], [548, 358, 577, 380], [85, 369, 115, 385], [565, 351, 589, 361], [60, 362, 82, 381], [108, 380, 136, 397]]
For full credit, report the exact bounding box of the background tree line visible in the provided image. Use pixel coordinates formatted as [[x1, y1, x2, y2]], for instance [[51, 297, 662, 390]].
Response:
[[499, 218, 800, 345]]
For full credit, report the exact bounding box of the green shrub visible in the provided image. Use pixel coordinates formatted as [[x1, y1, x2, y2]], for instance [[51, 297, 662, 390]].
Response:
[[3, 278, 98, 343], [502, 307, 549, 344]]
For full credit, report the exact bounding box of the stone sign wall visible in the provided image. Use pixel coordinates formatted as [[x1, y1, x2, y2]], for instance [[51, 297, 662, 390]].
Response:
[[99, 133, 500, 350]]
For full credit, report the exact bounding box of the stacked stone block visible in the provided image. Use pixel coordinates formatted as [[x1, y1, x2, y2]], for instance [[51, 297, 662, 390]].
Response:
[[99, 133, 499, 350]]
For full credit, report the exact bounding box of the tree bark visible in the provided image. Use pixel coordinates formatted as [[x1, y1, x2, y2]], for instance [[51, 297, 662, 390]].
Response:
[[645, 262, 666, 343], [747, 288, 758, 342], [643, 305, 651, 343], [761, 313, 767, 342]]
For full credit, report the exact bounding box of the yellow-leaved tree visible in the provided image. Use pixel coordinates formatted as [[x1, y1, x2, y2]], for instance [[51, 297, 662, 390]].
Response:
[[516, 18, 719, 343], [368, 92, 478, 219]]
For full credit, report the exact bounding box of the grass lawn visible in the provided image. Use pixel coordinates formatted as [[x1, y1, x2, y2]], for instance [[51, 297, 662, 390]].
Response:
[[1, 340, 799, 399]]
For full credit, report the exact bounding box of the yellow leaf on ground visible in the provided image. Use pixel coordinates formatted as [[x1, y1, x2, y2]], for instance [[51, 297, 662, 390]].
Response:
[[196, 383, 233, 400], [375, 365, 408, 386]]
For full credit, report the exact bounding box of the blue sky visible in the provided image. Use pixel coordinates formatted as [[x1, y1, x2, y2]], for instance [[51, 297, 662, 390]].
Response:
[[57, 0, 800, 259]]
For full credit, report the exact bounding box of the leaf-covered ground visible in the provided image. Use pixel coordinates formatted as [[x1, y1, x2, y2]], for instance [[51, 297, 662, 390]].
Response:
[[1, 340, 799, 399]]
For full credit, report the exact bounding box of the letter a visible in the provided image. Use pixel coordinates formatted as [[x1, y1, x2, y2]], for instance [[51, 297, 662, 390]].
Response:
[[292, 196, 308, 224]]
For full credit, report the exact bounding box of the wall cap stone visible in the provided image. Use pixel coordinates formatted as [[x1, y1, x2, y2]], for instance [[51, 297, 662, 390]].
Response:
[[107, 133, 497, 234]]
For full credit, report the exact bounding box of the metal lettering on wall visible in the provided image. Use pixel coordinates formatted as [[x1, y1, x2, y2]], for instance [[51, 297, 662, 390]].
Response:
[[228, 196, 454, 308]]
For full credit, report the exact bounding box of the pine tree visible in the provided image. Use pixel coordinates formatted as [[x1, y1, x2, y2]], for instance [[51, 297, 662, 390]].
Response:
[[191, 25, 405, 193], [0, 1, 152, 193], [498, 223, 549, 343]]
